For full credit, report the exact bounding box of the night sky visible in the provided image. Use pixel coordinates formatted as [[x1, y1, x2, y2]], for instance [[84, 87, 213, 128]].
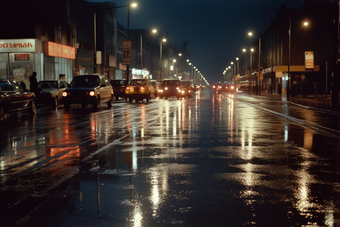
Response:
[[89, 0, 304, 84]]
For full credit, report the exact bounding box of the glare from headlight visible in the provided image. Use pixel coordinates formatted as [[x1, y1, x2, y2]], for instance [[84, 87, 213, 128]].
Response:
[[62, 92, 68, 97], [165, 87, 168, 90], [89, 91, 95, 96]]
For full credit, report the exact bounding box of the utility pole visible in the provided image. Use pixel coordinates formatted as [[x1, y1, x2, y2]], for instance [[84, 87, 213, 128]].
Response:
[[332, 0, 339, 110]]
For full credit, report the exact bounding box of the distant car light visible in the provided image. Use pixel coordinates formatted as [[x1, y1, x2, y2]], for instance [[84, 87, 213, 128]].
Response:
[[231, 86, 234, 89], [125, 86, 130, 91], [165, 87, 168, 90]]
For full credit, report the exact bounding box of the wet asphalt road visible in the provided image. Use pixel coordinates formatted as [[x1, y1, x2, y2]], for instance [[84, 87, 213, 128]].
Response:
[[1, 89, 340, 227]]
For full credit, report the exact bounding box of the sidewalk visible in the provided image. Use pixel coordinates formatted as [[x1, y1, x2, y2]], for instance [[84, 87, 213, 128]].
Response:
[[248, 91, 340, 114]]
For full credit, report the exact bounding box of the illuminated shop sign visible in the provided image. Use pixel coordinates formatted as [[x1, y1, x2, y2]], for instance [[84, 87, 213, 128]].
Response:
[[46, 41, 75, 60], [0, 39, 37, 52], [132, 68, 149, 76], [14, 54, 30, 61]]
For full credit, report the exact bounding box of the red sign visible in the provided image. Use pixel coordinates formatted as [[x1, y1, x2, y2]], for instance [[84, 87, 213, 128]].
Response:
[[46, 41, 75, 60], [14, 54, 30, 61]]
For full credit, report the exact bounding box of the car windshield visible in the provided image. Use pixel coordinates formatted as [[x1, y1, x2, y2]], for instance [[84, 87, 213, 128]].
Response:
[[71, 76, 99, 87], [0, 81, 13, 91], [163, 80, 180, 86], [38, 81, 58, 89], [130, 80, 146, 85]]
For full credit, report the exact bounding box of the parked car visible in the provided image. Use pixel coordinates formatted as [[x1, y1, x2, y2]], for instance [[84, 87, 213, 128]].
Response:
[[110, 79, 127, 100], [37, 80, 69, 108], [125, 78, 156, 103], [62, 75, 113, 111], [0, 79, 36, 120], [158, 79, 181, 99], [150, 79, 160, 97]]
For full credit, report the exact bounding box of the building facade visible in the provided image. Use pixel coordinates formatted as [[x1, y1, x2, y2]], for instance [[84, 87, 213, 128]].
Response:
[[0, 0, 76, 86]]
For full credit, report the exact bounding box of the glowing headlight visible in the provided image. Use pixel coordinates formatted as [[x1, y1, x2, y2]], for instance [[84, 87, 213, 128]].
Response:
[[62, 91, 68, 97], [181, 91, 185, 94], [176, 87, 179, 90], [89, 91, 95, 96], [231, 86, 234, 89], [165, 87, 168, 90]]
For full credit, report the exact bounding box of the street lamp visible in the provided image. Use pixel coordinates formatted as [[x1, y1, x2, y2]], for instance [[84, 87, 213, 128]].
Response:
[[248, 31, 262, 95], [160, 38, 167, 80], [140, 28, 157, 69], [93, 3, 137, 82], [287, 19, 309, 100]]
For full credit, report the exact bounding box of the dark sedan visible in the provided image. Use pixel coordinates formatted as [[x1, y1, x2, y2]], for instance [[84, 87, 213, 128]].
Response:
[[62, 75, 114, 111], [158, 79, 181, 99], [110, 79, 127, 100], [37, 80, 69, 108], [0, 79, 36, 120]]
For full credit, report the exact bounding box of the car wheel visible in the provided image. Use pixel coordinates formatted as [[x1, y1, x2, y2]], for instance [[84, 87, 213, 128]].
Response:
[[53, 97, 58, 108], [93, 97, 100, 110], [64, 103, 70, 111], [146, 95, 150, 103], [107, 96, 113, 108], [129, 98, 133, 103], [28, 100, 37, 116], [115, 95, 119, 101]]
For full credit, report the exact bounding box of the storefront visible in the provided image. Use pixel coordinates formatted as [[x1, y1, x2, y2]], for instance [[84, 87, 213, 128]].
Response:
[[0, 39, 44, 88], [44, 41, 75, 83], [0, 39, 75, 87]]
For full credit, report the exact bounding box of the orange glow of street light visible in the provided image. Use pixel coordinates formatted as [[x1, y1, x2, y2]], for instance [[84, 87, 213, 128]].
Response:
[[152, 29, 157, 33]]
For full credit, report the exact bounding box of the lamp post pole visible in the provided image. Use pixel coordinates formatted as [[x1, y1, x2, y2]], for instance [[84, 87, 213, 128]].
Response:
[[126, 4, 130, 84], [94, 4, 135, 74], [258, 36, 261, 95], [287, 16, 291, 101]]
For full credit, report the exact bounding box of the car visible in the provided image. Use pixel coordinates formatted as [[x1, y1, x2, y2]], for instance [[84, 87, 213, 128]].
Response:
[[0, 79, 36, 120], [217, 82, 236, 94], [37, 80, 69, 108], [125, 78, 156, 103], [110, 79, 127, 100], [158, 79, 181, 99], [62, 74, 114, 111], [178, 85, 193, 99], [150, 80, 160, 97]]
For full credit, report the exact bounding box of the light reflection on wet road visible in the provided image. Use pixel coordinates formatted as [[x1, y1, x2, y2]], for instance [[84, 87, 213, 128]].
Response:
[[1, 90, 340, 227]]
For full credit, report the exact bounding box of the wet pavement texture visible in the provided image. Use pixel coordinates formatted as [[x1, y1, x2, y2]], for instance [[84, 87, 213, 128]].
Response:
[[1, 90, 340, 227]]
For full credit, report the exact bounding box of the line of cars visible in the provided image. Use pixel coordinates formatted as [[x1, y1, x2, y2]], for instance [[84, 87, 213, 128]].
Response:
[[0, 75, 196, 121]]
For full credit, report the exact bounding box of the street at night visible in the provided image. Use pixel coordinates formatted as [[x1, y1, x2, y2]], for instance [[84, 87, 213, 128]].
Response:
[[1, 89, 340, 226]]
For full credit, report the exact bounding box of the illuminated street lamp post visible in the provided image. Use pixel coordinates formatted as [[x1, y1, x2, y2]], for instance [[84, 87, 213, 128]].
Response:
[[248, 32, 262, 95], [140, 29, 157, 69], [93, 3, 137, 82], [160, 38, 167, 80], [287, 19, 309, 100]]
